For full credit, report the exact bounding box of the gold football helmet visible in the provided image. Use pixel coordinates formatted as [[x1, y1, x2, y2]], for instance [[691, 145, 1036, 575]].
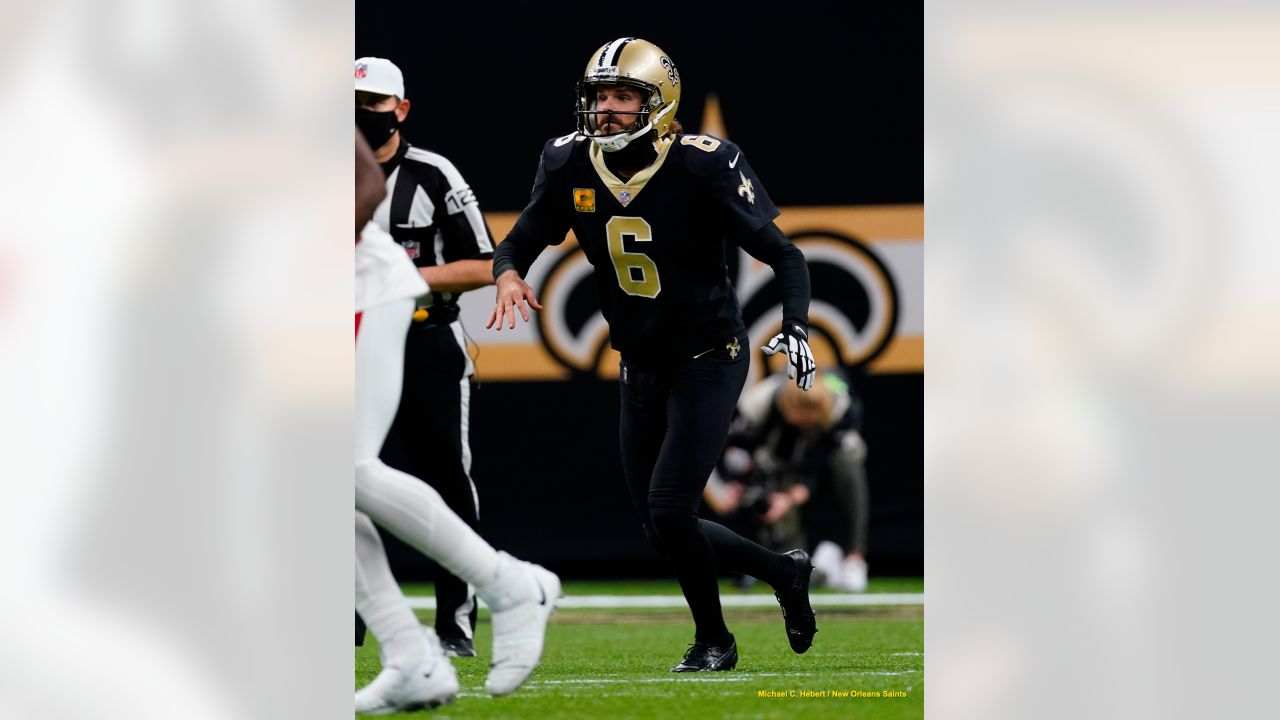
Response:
[[575, 38, 681, 152]]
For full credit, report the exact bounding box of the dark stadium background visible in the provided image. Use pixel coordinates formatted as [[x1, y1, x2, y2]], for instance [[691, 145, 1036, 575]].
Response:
[[357, 1, 923, 578]]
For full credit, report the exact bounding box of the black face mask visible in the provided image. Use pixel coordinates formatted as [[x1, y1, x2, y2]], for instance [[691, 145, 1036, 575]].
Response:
[[356, 108, 399, 150]]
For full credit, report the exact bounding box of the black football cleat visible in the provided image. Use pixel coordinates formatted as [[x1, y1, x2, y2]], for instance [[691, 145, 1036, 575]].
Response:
[[670, 639, 738, 672], [439, 635, 476, 658], [775, 549, 818, 654]]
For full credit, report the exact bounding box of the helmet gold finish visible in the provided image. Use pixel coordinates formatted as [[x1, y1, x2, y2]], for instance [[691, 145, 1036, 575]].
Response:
[[575, 38, 681, 152]]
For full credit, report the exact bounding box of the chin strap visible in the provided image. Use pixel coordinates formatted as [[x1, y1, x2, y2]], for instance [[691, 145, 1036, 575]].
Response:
[[591, 121, 654, 152], [590, 102, 676, 152]]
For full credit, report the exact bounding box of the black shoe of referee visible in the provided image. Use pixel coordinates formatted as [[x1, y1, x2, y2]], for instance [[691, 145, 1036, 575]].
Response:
[[670, 637, 738, 672], [439, 635, 476, 658], [775, 549, 817, 654]]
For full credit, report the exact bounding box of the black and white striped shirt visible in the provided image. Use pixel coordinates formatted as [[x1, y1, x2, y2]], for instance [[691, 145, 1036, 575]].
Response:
[[374, 140, 494, 325]]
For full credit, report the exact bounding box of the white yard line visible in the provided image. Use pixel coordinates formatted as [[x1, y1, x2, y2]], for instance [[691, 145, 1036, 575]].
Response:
[[404, 593, 923, 610], [526, 671, 919, 685], [453, 670, 921, 696]]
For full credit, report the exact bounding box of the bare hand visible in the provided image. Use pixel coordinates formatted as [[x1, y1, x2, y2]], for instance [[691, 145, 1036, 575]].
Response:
[[722, 481, 745, 509], [704, 479, 742, 516], [486, 270, 543, 331], [763, 492, 794, 524]]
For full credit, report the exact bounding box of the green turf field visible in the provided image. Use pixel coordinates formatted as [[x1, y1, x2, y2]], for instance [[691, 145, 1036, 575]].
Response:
[[400, 577, 925, 597], [357, 579, 923, 718]]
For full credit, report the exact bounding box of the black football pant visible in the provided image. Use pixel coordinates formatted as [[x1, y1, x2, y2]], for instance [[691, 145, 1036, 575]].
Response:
[[619, 341, 794, 646], [379, 320, 479, 641], [805, 444, 870, 556]]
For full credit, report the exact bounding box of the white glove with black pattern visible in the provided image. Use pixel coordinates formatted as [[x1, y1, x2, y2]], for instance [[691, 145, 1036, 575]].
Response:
[[762, 323, 816, 390]]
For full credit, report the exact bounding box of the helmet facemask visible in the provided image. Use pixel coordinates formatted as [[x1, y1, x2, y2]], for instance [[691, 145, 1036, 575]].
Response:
[[576, 78, 670, 152]]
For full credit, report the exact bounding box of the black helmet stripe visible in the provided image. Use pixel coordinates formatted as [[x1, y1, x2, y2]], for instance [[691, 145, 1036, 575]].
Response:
[[599, 37, 637, 68]]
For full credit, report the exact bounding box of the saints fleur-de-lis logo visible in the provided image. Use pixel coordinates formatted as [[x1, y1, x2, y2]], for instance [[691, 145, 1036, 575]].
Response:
[[660, 56, 679, 87], [726, 338, 741, 359], [737, 171, 755, 205]]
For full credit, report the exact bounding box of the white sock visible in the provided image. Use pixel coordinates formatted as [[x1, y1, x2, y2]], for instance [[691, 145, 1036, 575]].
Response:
[[355, 459, 531, 608], [355, 510, 424, 669], [473, 551, 537, 612]]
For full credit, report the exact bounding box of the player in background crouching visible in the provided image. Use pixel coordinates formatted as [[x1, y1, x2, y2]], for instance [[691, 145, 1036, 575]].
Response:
[[355, 130, 560, 713], [707, 370, 871, 592]]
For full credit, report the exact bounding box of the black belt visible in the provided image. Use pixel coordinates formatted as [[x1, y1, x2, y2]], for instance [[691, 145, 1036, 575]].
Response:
[[410, 305, 459, 329]]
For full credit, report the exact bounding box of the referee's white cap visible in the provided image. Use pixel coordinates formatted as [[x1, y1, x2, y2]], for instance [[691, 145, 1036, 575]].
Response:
[[354, 57, 405, 99]]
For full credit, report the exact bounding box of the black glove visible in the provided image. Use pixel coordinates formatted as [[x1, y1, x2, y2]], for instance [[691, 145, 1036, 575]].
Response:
[[761, 322, 815, 390]]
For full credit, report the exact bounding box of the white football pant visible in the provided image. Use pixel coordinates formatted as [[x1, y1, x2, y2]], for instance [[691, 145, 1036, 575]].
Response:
[[353, 299, 528, 666]]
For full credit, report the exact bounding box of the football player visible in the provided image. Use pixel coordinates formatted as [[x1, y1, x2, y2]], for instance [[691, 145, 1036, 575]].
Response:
[[355, 130, 561, 712], [487, 38, 817, 672]]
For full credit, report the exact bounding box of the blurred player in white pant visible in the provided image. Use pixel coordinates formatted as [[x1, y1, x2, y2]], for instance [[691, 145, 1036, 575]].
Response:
[[355, 131, 560, 713]]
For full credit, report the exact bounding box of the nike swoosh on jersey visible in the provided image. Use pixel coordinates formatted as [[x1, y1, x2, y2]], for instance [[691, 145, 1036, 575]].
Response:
[[729, 152, 740, 168]]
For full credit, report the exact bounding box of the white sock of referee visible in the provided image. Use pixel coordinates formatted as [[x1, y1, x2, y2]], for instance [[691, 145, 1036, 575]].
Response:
[[355, 510, 427, 668]]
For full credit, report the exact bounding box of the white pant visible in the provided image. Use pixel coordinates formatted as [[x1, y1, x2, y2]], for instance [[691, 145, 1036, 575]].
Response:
[[352, 299, 514, 666], [353, 298, 480, 567], [355, 299, 413, 465]]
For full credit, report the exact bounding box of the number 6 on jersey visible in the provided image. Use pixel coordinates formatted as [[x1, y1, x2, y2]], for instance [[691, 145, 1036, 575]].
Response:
[[607, 216, 661, 298]]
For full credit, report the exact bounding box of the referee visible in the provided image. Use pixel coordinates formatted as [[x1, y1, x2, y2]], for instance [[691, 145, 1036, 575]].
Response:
[[355, 57, 495, 657]]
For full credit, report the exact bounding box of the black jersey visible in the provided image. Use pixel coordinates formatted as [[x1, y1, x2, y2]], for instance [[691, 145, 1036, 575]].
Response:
[[500, 132, 781, 364]]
